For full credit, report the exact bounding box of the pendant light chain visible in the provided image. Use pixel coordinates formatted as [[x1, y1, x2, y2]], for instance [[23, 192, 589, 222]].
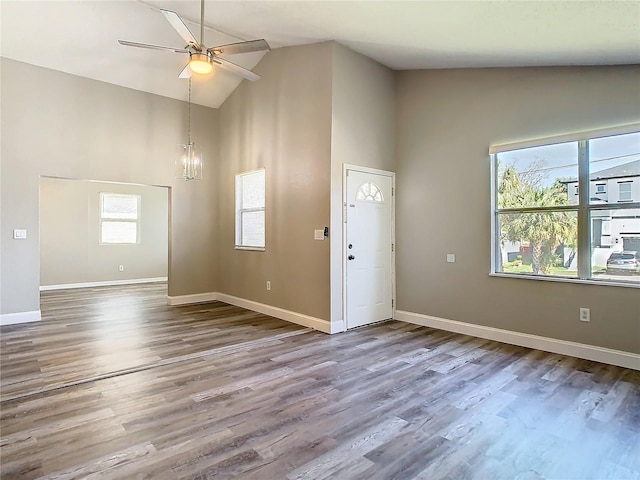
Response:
[[188, 77, 192, 145]]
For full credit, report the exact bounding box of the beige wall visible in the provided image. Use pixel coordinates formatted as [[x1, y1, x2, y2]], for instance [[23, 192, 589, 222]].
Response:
[[1, 58, 218, 315], [331, 43, 396, 173], [395, 66, 640, 353], [330, 43, 396, 327], [216, 43, 333, 321], [40, 178, 168, 286], [214, 42, 395, 326]]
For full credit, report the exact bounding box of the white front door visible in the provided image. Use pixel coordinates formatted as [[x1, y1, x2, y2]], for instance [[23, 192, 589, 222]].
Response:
[[345, 168, 394, 329]]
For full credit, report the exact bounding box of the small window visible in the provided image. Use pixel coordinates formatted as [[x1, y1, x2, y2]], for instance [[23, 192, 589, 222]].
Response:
[[619, 182, 632, 202], [356, 182, 384, 202], [595, 183, 606, 194], [100, 193, 139, 244], [235, 169, 265, 250]]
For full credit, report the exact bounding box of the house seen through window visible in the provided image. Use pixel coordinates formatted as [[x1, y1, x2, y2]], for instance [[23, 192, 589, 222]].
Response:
[[492, 130, 640, 284], [235, 169, 265, 250], [100, 193, 140, 244]]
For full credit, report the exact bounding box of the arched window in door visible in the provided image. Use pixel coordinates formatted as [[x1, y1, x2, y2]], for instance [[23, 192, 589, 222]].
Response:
[[356, 182, 384, 202]]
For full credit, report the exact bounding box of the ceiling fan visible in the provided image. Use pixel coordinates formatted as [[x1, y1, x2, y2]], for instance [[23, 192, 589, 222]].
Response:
[[118, 0, 270, 81]]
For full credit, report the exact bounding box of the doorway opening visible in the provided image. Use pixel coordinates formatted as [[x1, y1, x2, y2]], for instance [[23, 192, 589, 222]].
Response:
[[39, 177, 170, 291]]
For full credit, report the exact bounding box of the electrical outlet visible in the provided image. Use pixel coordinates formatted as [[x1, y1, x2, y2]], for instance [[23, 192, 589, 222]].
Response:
[[119, 265, 124, 272], [266, 281, 271, 291], [580, 307, 590, 322]]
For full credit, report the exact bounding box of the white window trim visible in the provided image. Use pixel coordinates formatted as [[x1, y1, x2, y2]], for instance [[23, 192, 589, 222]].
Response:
[[489, 123, 640, 155], [490, 124, 640, 288], [99, 192, 140, 245], [235, 168, 266, 251]]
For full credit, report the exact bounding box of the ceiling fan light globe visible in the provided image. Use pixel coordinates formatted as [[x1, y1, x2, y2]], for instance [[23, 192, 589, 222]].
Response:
[[189, 53, 213, 75]]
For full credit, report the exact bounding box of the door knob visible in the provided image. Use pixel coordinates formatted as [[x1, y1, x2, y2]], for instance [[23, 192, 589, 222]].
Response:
[[348, 255, 355, 260]]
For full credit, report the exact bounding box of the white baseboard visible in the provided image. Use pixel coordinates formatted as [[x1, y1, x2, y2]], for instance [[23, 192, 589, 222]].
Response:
[[0, 310, 41, 326], [395, 310, 640, 371], [167, 291, 333, 333], [41, 277, 168, 291], [330, 319, 346, 334], [215, 293, 332, 334], [167, 292, 218, 306]]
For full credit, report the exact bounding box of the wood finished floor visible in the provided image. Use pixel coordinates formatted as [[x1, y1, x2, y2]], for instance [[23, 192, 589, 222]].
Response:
[[1, 284, 639, 479]]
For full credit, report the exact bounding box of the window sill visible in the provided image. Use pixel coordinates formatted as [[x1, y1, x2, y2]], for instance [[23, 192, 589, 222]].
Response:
[[489, 272, 640, 289], [235, 246, 265, 252], [100, 242, 139, 246]]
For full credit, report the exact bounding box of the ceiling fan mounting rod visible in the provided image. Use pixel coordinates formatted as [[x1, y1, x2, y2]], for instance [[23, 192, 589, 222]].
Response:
[[200, 0, 205, 48]]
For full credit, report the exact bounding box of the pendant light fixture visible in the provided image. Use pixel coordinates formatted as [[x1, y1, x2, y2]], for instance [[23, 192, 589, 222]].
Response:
[[175, 78, 202, 181]]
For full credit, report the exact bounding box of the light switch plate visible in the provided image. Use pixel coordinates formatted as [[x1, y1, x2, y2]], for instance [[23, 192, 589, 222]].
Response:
[[314, 229, 325, 240], [446, 253, 455, 263], [13, 229, 27, 239]]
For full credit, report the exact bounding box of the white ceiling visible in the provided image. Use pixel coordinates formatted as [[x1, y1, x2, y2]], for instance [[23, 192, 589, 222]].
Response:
[[2, 1, 639, 109]]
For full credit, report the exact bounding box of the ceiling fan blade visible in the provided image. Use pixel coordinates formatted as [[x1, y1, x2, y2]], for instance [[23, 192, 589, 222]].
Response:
[[118, 40, 188, 53], [160, 9, 200, 50], [208, 39, 270, 56], [178, 64, 192, 79], [212, 57, 261, 81]]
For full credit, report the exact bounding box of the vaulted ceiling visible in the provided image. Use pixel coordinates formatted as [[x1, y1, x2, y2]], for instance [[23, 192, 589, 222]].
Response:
[[2, 1, 639, 108]]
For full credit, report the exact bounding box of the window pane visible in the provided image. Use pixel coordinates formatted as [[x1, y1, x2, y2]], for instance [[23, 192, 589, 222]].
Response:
[[356, 182, 384, 202], [236, 170, 266, 248], [241, 170, 265, 209], [102, 194, 138, 219], [497, 211, 578, 277], [591, 209, 640, 283], [101, 221, 137, 244], [589, 132, 640, 205], [619, 183, 632, 202], [241, 211, 265, 247], [497, 142, 578, 209]]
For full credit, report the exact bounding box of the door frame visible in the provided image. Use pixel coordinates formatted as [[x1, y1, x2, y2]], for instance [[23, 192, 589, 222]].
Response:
[[342, 164, 396, 329]]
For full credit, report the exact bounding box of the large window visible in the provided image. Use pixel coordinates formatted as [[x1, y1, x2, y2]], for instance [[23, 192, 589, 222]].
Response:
[[235, 169, 265, 250], [100, 193, 139, 244], [492, 129, 640, 285]]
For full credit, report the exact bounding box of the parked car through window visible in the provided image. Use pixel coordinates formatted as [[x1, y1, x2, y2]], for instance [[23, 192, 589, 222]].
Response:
[[606, 251, 640, 275]]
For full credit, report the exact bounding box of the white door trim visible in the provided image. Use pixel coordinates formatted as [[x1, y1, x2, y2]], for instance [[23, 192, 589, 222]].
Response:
[[343, 164, 396, 329]]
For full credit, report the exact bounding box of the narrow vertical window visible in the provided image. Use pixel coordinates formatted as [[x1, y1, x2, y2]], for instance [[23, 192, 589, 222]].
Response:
[[100, 193, 139, 244], [235, 169, 265, 250]]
